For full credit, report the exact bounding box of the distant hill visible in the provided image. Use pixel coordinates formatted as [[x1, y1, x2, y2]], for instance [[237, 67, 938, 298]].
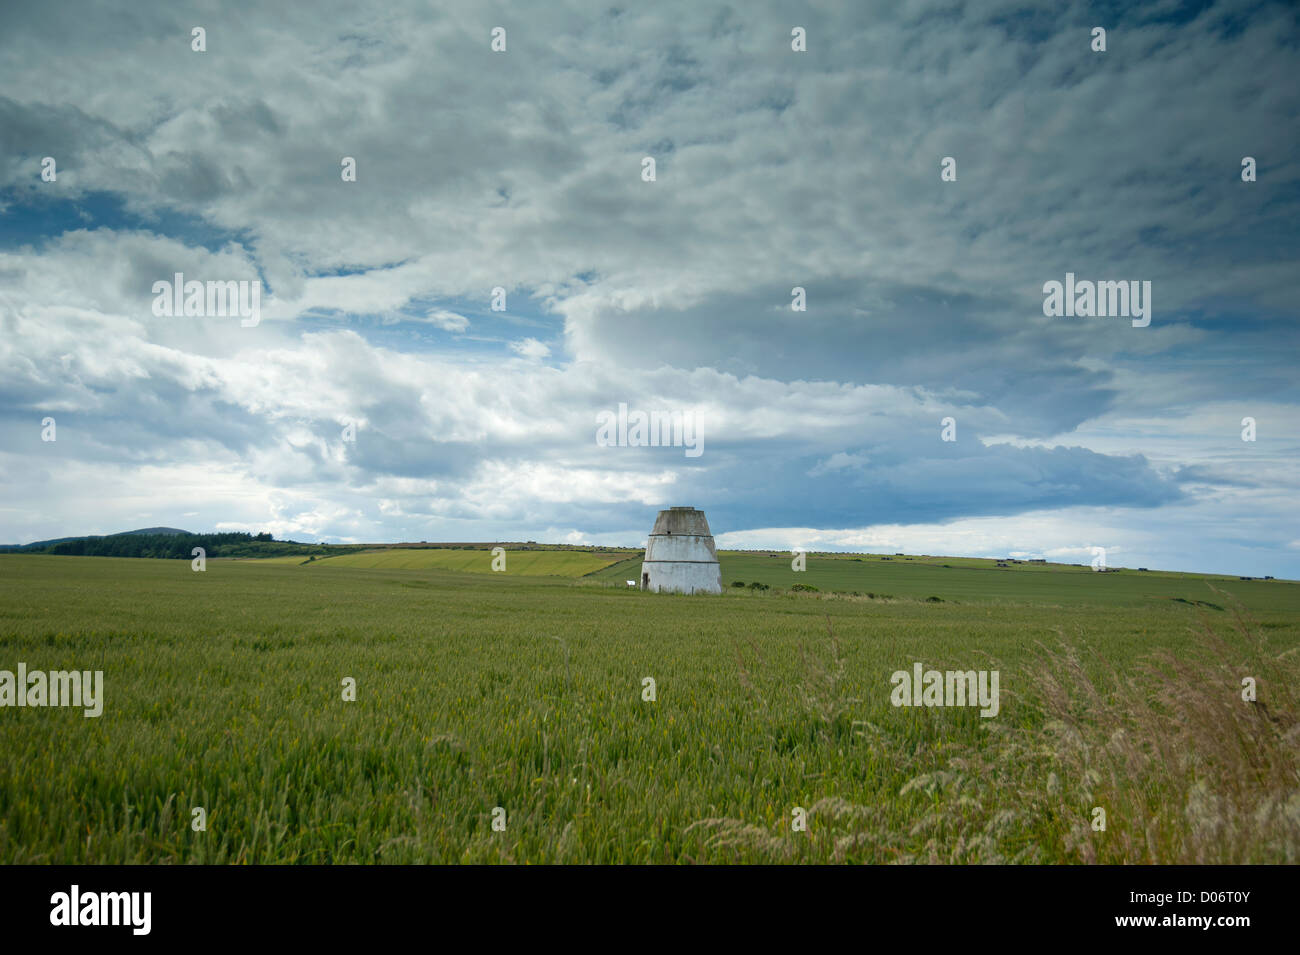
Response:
[[0, 528, 360, 560], [0, 536, 82, 552], [0, 526, 192, 551]]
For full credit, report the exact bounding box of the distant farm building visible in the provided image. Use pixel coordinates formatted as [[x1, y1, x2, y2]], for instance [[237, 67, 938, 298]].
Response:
[[641, 507, 722, 595]]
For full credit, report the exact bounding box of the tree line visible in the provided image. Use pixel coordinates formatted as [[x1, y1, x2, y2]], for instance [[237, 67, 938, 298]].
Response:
[[43, 532, 331, 559]]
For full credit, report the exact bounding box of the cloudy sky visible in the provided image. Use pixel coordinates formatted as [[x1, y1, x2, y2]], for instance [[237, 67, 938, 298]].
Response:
[[1, 0, 1297, 576]]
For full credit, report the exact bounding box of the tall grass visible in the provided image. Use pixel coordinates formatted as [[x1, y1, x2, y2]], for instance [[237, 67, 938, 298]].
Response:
[[758, 598, 1300, 864], [1, 556, 1296, 863], [1019, 593, 1300, 863]]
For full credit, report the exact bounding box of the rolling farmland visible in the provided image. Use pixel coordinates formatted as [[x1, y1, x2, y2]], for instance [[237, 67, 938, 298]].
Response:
[[1, 551, 1297, 864], [292, 547, 627, 576]]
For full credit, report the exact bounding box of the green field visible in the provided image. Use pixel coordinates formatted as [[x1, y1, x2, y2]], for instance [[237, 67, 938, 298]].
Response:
[[1, 552, 1297, 864], [592, 551, 1291, 609], [287, 547, 625, 576]]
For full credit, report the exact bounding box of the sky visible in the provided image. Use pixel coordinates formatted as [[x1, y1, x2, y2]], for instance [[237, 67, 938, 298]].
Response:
[[0, 0, 1297, 576]]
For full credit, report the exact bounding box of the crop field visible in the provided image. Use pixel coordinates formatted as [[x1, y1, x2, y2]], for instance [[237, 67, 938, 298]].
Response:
[[1, 552, 1297, 864], [291, 547, 625, 576], [594, 551, 1286, 609]]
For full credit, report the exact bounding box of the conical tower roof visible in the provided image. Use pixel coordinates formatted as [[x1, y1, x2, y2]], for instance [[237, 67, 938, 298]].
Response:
[[649, 506, 713, 537]]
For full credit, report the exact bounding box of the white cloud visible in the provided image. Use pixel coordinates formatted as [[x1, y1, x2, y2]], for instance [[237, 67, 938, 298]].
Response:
[[422, 308, 470, 332], [509, 337, 550, 360]]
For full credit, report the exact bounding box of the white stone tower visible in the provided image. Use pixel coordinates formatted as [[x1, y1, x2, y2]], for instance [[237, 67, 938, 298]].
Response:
[[641, 507, 721, 594]]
